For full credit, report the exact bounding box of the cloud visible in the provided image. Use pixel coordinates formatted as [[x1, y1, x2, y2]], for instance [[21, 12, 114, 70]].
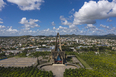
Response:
[[38, 24, 116, 36], [51, 21, 55, 26], [59, 15, 76, 28], [19, 29, 38, 35], [0, 25, 5, 28], [0, 18, 3, 20], [0, 18, 3, 23], [53, 27, 55, 30], [37, 28, 56, 35], [99, 24, 116, 34], [0, 24, 116, 36], [43, 28, 50, 31], [7, 26, 18, 32], [73, 0, 116, 25], [107, 18, 112, 22], [0, 26, 19, 36], [100, 24, 109, 29], [52, 26, 79, 35], [110, 27, 116, 33], [7, 0, 44, 10], [60, 16, 72, 25], [53, 26, 67, 31], [69, 8, 75, 14], [0, 0, 6, 11], [80, 24, 107, 35], [19, 17, 40, 30], [0, 21, 3, 23], [85, 24, 96, 29], [69, 15, 73, 19]]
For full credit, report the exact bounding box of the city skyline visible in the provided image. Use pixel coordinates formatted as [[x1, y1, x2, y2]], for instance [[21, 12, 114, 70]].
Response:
[[0, 0, 116, 36]]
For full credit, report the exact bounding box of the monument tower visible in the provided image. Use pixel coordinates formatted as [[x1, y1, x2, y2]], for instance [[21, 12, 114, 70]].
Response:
[[50, 33, 66, 64]]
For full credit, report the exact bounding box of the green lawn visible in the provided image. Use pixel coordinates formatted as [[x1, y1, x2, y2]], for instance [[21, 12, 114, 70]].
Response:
[[64, 51, 116, 77], [77, 52, 116, 77], [76, 55, 92, 69]]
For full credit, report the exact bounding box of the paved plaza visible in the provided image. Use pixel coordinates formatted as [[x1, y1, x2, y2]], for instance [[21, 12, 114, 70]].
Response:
[[41, 64, 79, 77]]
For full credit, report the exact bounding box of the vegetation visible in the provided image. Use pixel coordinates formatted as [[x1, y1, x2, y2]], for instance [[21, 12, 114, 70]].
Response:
[[76, 55, 92, 69], [17, 52, 27, 57], [65, 51, 76, 55], [29, 51, 51, 57], [64, 51, 116, 77], [79, 46, 112, 52], [64, 68, 103, 77], [0, 66, 53, 77], [0, 52, 6, 59], [62, 46, 73, 51], [77, 52, 116, 77], [67, 57, 72, 63], [0, 52, 5, 57]]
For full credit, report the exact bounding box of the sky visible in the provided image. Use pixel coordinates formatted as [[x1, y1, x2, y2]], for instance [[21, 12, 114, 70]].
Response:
[[0, 0, 116, 36]]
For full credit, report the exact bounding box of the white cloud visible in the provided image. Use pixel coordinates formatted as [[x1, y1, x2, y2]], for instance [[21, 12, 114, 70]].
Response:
[[59, 16, 76, 28], [73, 0, 116, 25], [68, 24, 76, 28], [53, 27, 56, 30], [85, 24, 96, 28], [99, 24, 116, 34], [0, 26, 19, 36], [0, 21, 3, 23], [7, 0, 44, 10], [0, 18, 3, 20], [0, 18, 3, 23], [38, 28, 56, 35], [107, 18, 112, 22], [0, 24, 116, 36], [100, 24, 109, 29], [82, 24, 105, 35], [110, 27, 116, 33], [60, 16, 72, 25], [59, 26, 67, 29], [44, 28, 50, 31], [0, 0, 6, 11], [0, 25, 5, 28], [60, 16, 66, 21], [19, 17, 40, 30], [7, 26, 18, 32], [52, 26, 79, 35], [18, 29, 38, 35], [53, 26, 67, 31], [50, 24, 116, 35], [51, 21, 55, 26], [69, 15, 73, 19], [69, 8, 75, 14]]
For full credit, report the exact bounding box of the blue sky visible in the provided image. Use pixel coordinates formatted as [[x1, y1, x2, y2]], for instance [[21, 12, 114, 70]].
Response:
[[0, 0, 116, 36]]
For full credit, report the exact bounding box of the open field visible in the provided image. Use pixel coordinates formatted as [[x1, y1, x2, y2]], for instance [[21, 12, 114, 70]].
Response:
[[0, 57, 37, 67]]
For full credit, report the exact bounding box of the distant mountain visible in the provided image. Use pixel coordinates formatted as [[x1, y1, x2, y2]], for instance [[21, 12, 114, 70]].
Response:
[[48, 35, 55, 37], [104, 34, 116, 37], [0, 34, 116, 39]]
